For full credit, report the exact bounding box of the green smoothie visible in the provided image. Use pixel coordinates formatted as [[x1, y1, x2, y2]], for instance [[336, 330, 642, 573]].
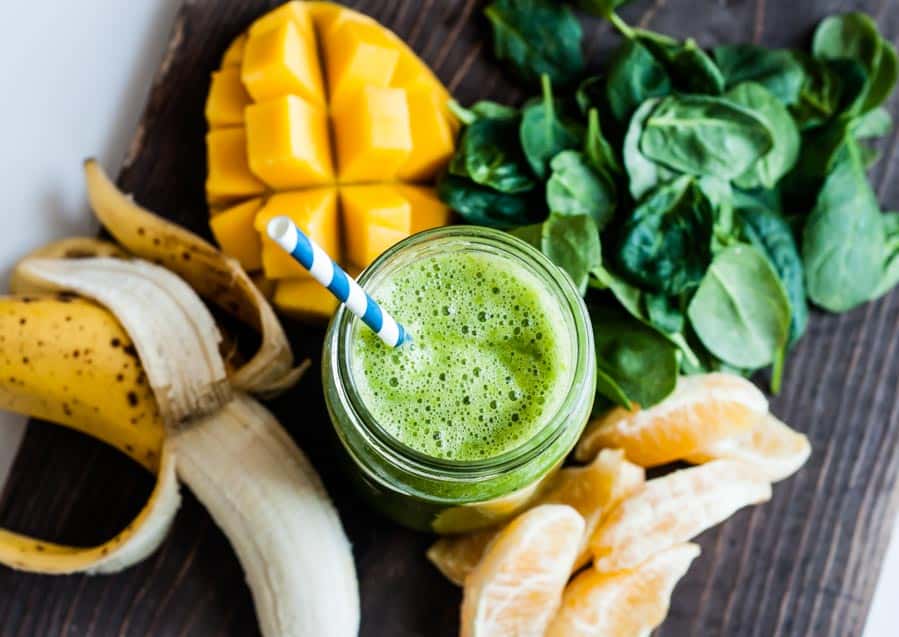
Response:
[[350, 250, 574, 462]]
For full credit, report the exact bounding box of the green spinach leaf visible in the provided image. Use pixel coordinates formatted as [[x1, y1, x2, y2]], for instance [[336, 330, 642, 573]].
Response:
[[437, 173, 544, 229], [546, 150, 616, 230], [448, 100, 518, 125], [623, 98, 678, 200], [449, 117, 536, 193], [589, 302, 679, 408], [520, 75, 584, 179], [712, 44, 805, 105], [871, 212, 899, 299], [852, 106, 893, 138], [645, 292, 685, 334], [616, 175, 715, 295], [634, 31, 725, 95], [737, 205, 808, 345], [575, 0, 634, 17], [640, 94, 773, 181], [790, 55, 868, 129], [687, 244, 791, 369], [726, 82, 801, 189], [584, 108, 622, 177], [605, 40, 672, 124], [513, 213, 601, 294], [485, 0, 584, 88]]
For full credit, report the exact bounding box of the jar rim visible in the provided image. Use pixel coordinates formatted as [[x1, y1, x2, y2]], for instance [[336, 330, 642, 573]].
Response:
[[327, 225, 595, 483]]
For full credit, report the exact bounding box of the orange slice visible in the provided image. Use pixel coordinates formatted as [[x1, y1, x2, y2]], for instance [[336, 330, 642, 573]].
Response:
[[428, 450, 645, 586], [575, 373, 768, 467], [460, 505, 585, 637], [590, 460, 770, 573], [686, 413, 811, 482], [545, 543, 700, 637]]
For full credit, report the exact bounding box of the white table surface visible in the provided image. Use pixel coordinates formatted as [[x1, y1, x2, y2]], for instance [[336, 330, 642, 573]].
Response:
[[0, 2, 896, 635]]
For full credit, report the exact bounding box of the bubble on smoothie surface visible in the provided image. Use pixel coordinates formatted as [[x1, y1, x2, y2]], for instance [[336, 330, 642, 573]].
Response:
[[351, 251, 573, 461]]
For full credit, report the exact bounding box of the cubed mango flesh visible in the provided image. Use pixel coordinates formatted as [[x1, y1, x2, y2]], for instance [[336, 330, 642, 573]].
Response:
[[221, 34, 246, 67], [274, 279, 339, 321], [209, 198, 264, 271], [241, 21, 324, 106], [333, 87, 412, 182], [206, 67, 252, 128], [397, 184, 453, 232], [340, 185, 412, 267], [254, 188, 340, 279], [206, 128, 266, 203], [398, 87, 456, 181], [323, 20, 399, 110], [248, 1, 314, 39], [246, 95, 333, 189]]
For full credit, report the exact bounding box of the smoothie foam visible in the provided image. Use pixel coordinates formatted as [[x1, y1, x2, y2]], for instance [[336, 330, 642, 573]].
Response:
[[350, 250, 573, 461]]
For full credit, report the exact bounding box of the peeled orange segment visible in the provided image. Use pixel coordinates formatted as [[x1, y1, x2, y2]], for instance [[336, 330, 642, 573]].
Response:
[[546, 543, 701, 637], [686, 413, 811, 482], [429, 451, 644, 587], [461, 505, 585, 637], [590, 460, 770, 573], [575, 373, 768, 467]]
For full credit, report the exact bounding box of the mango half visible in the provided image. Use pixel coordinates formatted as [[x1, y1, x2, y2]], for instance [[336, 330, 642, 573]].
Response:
[[205, 1, 456, 321]]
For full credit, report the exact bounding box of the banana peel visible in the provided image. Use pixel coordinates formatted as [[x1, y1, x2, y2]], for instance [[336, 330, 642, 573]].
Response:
[[0, 163, 359, 636]]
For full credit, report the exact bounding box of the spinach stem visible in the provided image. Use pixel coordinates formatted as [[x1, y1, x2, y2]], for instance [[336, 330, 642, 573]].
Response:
[[608, 11, 635, 39]]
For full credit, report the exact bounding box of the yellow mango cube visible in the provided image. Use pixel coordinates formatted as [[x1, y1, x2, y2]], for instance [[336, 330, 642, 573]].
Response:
[[246, 95, 333, 189], [209, 198, 264, 271], [248, 1, 314, 38], [398, 88, 456, 181], [333, 87, 412, 182], [206, 68, 252, 128], [274, 279, 339, 321], [254, 188, 340, 279], [340, 185, 412, 267], [241, 21, 324, 105], [221, 34, 246, 67], [324, 20, 399, 109], [206, 128, 266, 203], [397, 184, 453, 232]]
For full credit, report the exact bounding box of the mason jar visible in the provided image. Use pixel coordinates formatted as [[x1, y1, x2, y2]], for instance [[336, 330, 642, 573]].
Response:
[[322, 226, 595, 533]]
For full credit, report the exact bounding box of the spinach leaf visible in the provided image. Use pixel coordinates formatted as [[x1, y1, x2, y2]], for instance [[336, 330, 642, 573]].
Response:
[[726, 82, 801, 189], [589, 302, 679, 409], [812, 12, 895, 113], [513, 213, 601, 294], [712, 44, 805, 105], [584, 108, 622, 177], [437, 173, 544, 229], [852, 106, 892, 139], [605, 39, 672, 124], [802, 139, 886, 311], [640, 94, 773, 181], [871, 212, 899, 300], [634, 31, 725, 95], [737, 205, 808, 345], [575, 0, 634, 17], [687, 244, 791, 369], [546, 150, 616, 230], [520, 75, 584, 179], [484, 0, 584, 88], [790, 55, 869, 129], [449, 117, 536, 193], [645, 292, 685, 334], [448, 100, 518, 125], [623, 98, 678, 200], [616, 175, 715, 295], [576, 75, 605, 116]]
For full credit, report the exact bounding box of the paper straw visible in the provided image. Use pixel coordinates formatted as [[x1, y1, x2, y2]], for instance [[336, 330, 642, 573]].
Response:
[[266, 216, 409, 348]]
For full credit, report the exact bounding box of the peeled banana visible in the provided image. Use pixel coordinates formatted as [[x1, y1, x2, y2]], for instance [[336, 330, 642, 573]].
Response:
[[0, 162, 359, 636]]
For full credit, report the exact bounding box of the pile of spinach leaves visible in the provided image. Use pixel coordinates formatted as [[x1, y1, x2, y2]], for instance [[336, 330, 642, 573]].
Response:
[[438, 0, 899, 410]]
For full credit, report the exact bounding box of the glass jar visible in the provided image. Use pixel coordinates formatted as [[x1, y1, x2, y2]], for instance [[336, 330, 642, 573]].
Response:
[[323, 226, 595, 533]]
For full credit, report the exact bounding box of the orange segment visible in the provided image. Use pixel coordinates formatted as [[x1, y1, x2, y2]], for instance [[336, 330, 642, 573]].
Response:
[[590, 460, 771, 573], [686, 413, 811, 482], [461, 505, 585, 637], [428, 450, 645, 586], [546, 543, 700, 637], [575, 373, 768, 467]]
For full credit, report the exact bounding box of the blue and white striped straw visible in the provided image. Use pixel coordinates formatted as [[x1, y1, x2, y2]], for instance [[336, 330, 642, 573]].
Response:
[[266, 216, 409, 348]]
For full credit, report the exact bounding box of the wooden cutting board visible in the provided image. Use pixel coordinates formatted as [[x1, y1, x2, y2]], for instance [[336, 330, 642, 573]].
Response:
[[1, 1, 898, 635]]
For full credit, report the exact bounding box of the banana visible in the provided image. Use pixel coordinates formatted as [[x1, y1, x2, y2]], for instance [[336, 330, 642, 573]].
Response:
[[172, 394, 360, 637], [0, 295, 180, 574], [14, 257, 232, 425], [0, 254, 359, 634], [84, 159, 304, 397]]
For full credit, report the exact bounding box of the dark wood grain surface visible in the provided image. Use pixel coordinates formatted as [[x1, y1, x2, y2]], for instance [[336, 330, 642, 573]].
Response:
[[1, 0, 898, 635]]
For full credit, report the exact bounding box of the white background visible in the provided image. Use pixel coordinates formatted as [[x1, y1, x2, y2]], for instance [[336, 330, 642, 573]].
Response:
[[0, 2, 895, 635]]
